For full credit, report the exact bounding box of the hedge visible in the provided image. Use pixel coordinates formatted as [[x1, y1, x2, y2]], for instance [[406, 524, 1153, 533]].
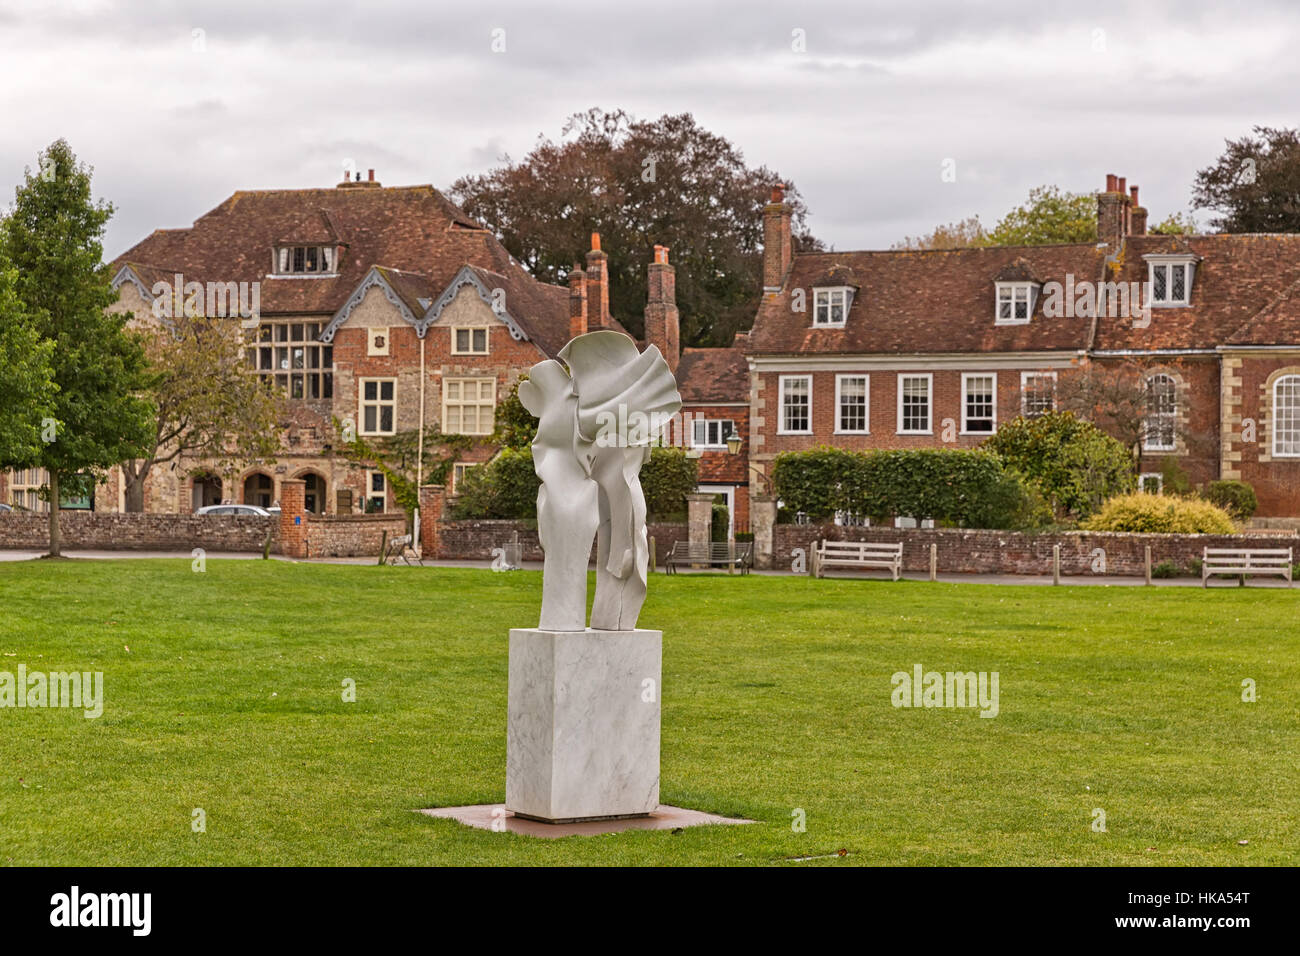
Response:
[[1081, 493, 1237, 534]]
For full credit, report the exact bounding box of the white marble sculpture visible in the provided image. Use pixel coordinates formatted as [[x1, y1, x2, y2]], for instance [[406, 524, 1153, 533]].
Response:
[[518, 330, 682, 631]]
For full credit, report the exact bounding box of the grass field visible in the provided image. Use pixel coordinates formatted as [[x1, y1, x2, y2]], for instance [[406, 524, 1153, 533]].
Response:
[[0, 558, 1296, 866]]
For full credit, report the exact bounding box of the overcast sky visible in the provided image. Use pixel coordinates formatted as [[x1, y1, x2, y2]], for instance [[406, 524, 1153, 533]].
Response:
[[2, 0, 1297, 262]]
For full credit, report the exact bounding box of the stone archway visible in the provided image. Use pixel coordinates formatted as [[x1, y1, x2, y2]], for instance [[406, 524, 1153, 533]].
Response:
[[191, 473, 223, 511], [242, 471, 275, 509]]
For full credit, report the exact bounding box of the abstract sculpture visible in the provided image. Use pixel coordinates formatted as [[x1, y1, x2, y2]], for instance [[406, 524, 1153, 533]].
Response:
[[518, 330, 682, 631]]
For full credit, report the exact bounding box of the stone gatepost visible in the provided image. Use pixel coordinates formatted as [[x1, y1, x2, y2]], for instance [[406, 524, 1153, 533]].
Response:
[[418, 484, 445, 559], [279, 479, 307, 559], [686, 493, 715, 550], [750, 494, 777, 570]]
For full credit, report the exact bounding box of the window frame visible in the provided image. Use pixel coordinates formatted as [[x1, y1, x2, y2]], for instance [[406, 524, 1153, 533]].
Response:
[[896, 373, 933, 435], [994, 282, 1034, 325], [451, 326, 490, 355], [777, 375, 813, 435], [812, 287, 851, 327], [689, 418, 737, 449], [248, 320, 333, 400], [451, 462, 478, 493], [1139, 472, 1164, 494], [358, 377, 397, 437], [1019, 371, 1057, 417], [1143, 373, 1178, 452], [960, 372, 998, 435], [274, 245, 337, 277], [1146, 257, 1194, 307], [365, 470, 387, 513], [442, 377, 496, 436], [834, 374, 870, 434], [1272, 374, 1300, 458]]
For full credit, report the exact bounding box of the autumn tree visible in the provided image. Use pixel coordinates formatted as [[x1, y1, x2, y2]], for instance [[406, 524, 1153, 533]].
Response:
[[1192, 126, 1300, 233], [449, 109, 821, 347], [892, 216, 988, 250], [0, 140, 154, 555]]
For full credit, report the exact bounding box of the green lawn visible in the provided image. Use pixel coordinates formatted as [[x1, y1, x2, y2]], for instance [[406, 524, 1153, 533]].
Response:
[[0, 558, 1296, 866]]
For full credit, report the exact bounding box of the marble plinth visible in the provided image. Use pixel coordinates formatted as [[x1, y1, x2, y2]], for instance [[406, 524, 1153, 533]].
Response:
[[506, 627, 661, 823]]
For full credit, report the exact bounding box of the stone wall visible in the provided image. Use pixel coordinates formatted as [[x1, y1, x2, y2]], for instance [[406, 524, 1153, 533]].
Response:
[[0, 512, 278, 552], [435, 519, 688, 565], [307, 514, 408, 559], [771, 523, 1299, 576]]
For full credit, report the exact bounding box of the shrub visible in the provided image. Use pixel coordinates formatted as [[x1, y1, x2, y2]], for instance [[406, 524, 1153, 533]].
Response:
[[450, 448, 539, 519], [642, 447, 699, 520], [1204, 480, 1258, 521], [1081, 493, 1236, 534], [982, 411, 1134, 520], [710, 501, 730, 541], [1151, 560, 1180, 578]]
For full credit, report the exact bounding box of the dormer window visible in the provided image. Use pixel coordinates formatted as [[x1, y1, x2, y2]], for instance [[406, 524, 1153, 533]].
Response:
[[276, 245, 337, 276], [813, 287, 851, 326], [1145, 255, 1195, 306], [995, 282, 1034, 324]]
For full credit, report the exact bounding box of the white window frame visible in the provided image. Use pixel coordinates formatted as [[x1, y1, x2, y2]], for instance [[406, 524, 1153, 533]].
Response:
[[452, 327, 489, 355], [690, 418, 736, 449], [1019, 371, 1057, 417], [812, 287, 851, 327], [275, 245, 337, 276], [1139, 472, 1164, 494], [778, 375, 813, 435], [897, 373, 933, 435], [365, 470, 388, 513], [995, 282, 1034, 325], [443, 377, 496, 436], [961, 372, 998, 435], [834, 374, 870, 434], [452, 462, 478, 493], [1146, 257, 1194, 307], [358, 377, 397, 436], [1272, 374, 1300, 458], [1143, 373, 1177, 452]]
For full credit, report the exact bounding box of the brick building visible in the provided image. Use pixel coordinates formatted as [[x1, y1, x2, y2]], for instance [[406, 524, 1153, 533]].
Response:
[[740, 178, 1300, 520]]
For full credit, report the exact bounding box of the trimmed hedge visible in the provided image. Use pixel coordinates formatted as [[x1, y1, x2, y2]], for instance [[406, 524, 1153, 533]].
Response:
[[769, 446, 1049, 530], [1081, 493, 1237, 534]]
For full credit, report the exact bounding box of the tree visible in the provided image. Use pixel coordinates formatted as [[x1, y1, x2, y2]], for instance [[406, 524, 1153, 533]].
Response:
[[985, 185, 1098, 246], [120, 311, 282, 511], [449, 109, 821, 347], [1150, 211, 1198, 235], [0, 140, 154, 555], [892, 216, 988, 250], [1192, 126, 1300, 233], [0, 260, 57, 469]]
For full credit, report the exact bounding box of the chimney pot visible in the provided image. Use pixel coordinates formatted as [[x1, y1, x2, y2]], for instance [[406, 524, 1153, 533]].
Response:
[[770, 184, 786, 204], [591, 232, 601, 252], [1117, 176, 1127, 197], [1130, 185, 1139, 205], [654, 244, 669, 264], [368, 169, 375, 182], [1105, 173, 1117, 192]]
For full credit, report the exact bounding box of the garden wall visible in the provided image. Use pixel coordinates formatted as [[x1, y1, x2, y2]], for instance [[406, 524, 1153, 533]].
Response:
[[772, 524, 1300, 576], [306, 514, 408, 559], [0, 512, 278, 552], [434, 519, 689, 564]]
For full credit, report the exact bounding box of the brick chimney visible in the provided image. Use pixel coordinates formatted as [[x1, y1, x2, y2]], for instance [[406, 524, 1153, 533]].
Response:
[[1097, 173, 1130, 248], [585, 232, 610, 329], [568, 264, 588, 341], [644, 244, 680, 374], [763, 184, 792, 293], [1129, 185, 1147, 236]]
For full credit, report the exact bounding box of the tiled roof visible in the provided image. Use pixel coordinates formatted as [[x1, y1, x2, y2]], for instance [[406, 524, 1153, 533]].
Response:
[[676, 346, 749, 403], [747, 245, 1107, 356]]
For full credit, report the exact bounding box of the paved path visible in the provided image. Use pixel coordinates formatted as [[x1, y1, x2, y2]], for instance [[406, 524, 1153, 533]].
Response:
[[1, 548, 1293, 588]]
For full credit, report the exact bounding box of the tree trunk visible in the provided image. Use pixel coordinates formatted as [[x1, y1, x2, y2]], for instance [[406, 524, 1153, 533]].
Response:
[[47, 471, 61, 558], [124, 464, 148, 513]]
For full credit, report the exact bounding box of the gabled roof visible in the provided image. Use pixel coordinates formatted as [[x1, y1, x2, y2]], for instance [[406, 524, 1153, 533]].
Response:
[[748, 245, 1107, 356]]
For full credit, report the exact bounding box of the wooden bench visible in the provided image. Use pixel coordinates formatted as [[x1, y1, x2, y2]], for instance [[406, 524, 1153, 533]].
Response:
[[815, 540, 903, 580], [1202, 547, 1292, 587], [664, 541, 753, 574], [384, 533, 423, 566]]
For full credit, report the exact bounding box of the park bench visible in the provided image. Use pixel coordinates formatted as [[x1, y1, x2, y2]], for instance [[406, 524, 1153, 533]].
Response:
[[664, 541, 753, 574], [814, 540, 903, 581], [1201, 547, 1292, 587], [384, 533, 423, 567]]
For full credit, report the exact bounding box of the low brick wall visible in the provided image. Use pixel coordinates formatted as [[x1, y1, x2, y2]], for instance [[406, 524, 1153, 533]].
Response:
[[436, 519, 688, 564], [774, 524, 1300, 576], [0, 512, 277, 552], [307, 514, 407, 559]]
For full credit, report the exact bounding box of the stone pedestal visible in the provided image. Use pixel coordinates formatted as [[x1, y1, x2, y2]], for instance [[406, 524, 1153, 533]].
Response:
[[506, 628, 661, 823]]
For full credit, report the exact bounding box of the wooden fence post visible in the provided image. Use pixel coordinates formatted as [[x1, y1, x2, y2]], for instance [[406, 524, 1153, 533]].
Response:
[[929, 543, 937, 582], [1145, 545, 1152, 586], [1053, 544, 1061, 585], [649, 536, 656, 574], [377, 529, 388, 566]]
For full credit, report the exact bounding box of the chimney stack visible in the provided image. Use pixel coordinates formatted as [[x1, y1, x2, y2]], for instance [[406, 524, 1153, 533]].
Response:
[[644, 244, 680, 374], [763, 184, 793, 293], [568, 264, 588, 341], [368, 169, 375, 182], [1129, 185, 1147, 236], [1097, 172, 1129, 248], [585, 232, 610, 330]]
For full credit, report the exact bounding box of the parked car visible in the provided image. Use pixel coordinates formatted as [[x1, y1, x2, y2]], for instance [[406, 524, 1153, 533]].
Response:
[[0, 503, 12, 513], [195, 504, 271, 517]]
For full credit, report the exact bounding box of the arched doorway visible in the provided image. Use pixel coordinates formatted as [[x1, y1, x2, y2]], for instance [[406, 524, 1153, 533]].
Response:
[[301, 472, 326, 514], [192, 473, 223, 511], [243, 472, 274, 509]]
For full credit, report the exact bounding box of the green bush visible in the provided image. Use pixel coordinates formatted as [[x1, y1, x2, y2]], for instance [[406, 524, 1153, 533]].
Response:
[[982, 411, 1134, 520], [1151, 560, 1180, 578], [710, 501, 730, 541], [642, 447, 699, 520], [1081, 493, 1236, 534], [450, 448, 539, 519], [1204, 480, 1258, 521]]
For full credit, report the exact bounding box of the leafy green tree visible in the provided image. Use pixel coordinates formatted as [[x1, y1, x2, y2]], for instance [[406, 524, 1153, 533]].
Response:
[[450, 109, 821, 346], [0, 140, 154, 554], [641, 447, 699, 519], [491, 377, 538, 450], [0, 260, 57, 469], [450, 448, 540, 519], [1150, 211, 1198, 235], [985, 185, 1098, 245], [1192, 126, 1300, 233]]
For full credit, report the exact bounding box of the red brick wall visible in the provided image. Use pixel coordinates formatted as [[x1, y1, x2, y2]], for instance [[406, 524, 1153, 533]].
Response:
[[1236, 356, 1300, 516]]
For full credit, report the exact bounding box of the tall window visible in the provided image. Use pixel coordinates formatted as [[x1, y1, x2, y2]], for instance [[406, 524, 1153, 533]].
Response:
[[813, 288, 849, 326], [690, 418, 736, 448], [443, 378, 495, 435], [779, 376, 811, 433], [898, 374, 932, 434], [365, 471, 387, 513], [249, 321, 333, 399], [1274, 374, 1300, 457], [836, 375, 869, 433], [453, 327, 489, 355], [996, 283, 1033, 324], [962, 373, 996, 433], [359, 379, 396, 436], [1143, 374, 1177, 451], [1021, 372, 1056, 417], [8, 469, 48, 512], [276, 245, 336, 275]]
